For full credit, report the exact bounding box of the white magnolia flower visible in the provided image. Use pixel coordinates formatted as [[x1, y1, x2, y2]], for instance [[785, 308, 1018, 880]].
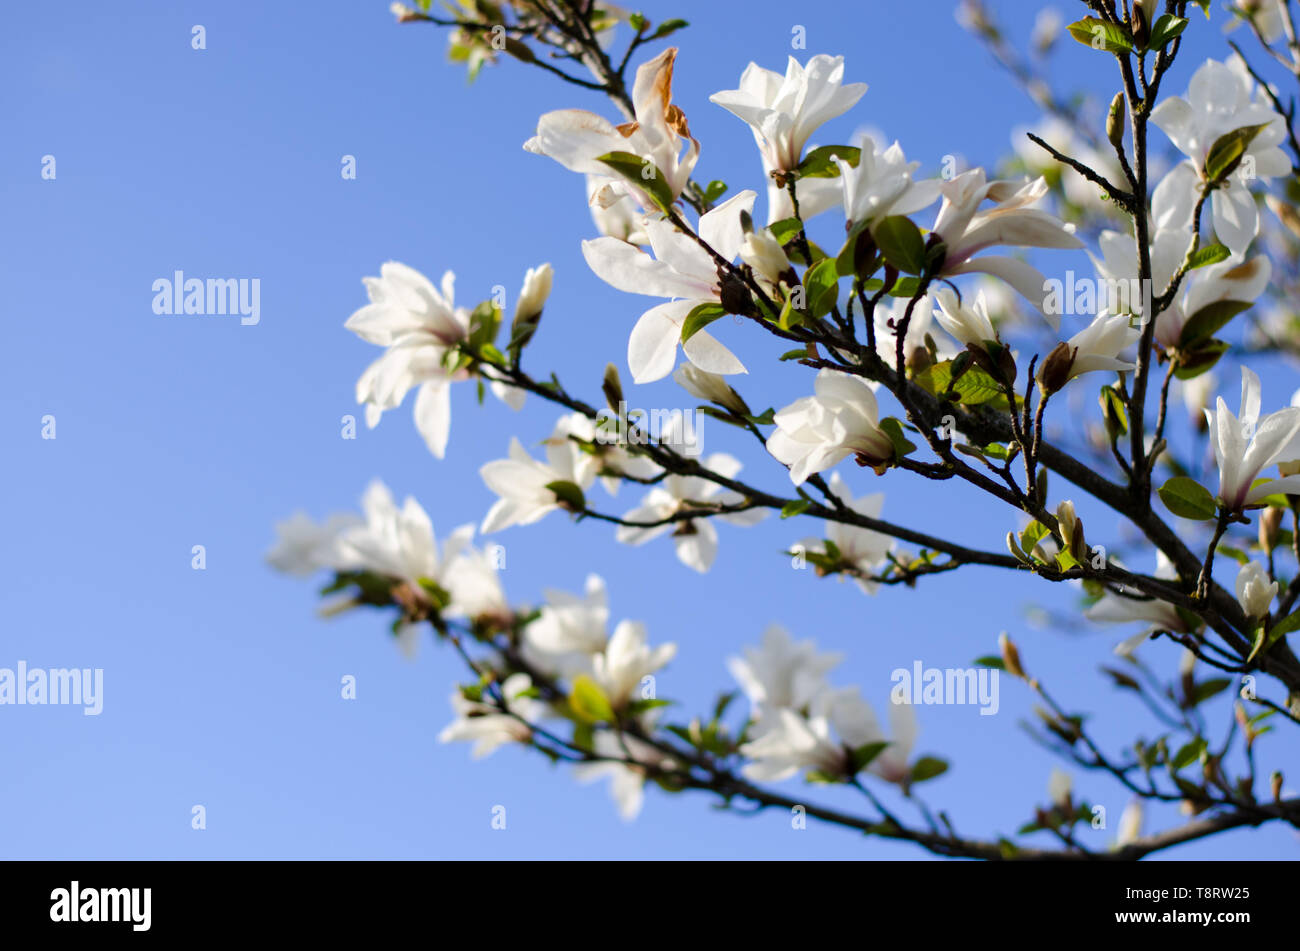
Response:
[[727, 624, 843, 727], [1155, 254, 1272, 350], [582, 191, 757, 383], [266, 511, 363, 577], [524, 574, 610, 675], [1116, 799, 1144, 848], [739, 227, 793, 285], [526, 47, 699, 211], [573, 729, 673, 820], [339, 480, 472, 593], [441, 543, 510, 624], [1208, 366, 1300, 509], [799, 473, 894, 595], [591, 620, 676, 709], [710, 54, 867, 222], [585, 173, 650, 244], [1091, 223, 1194, 318], [479, 415, 600, 533], [833, 688, 919, 785], [1227, 0, 1287, 43], [1086, 552, 1190, 635], [767, 369, 894, 484], [1150, 58, 1289, 254], [673, 363, 749, 415], [1236, 560, 1278, 619], [345, 262, 523, 459], [933, 287, 999, 349], [738, 708, 851, 782], [929, 169, 1083, 324], [873, 294, 956, 367], [616, 449, 764, 572], [1048, 768, 1073, 810], [1041, 311, 1140, 390], [515, 263, 553, 322], [833, 137, 941, 228], [438, 673, 548, 759]]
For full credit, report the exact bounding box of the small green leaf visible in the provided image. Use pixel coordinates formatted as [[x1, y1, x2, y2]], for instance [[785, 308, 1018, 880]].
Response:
[[1256, 609, 1300, 660], [974, 655, 1006, 670], [1147, 14, 1188, 50], [909, 756, 949, 784], [701, 180, 728, 205], [802, 257, 840, 318], [850, 741, 891, 773], [1188, 678, 1232, 707], [1204, 123, 1273, 183], [1158, 476, 1217, 520], [1169, 738, 1207, 771], [680, 302, 726, 343], [1187, 243, 1230, 270], [767, 217, 804, 246], [871, 215, 926, 275], [596, 150, 674, 211], [648, 17, 688, 40], [545, 480, 586, 511], [781, 499, 812, 519], [878, 417, 916, 459], [796, 145, 861, 178], [569, 674, 615, 723], [778, 347, 808, 361], [1173, 338, 1230, 380], [1067, 17, 1134, 54]]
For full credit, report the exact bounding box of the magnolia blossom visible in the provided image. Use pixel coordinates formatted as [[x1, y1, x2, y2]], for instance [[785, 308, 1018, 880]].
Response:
[[574, 728, 673, 820], [930, 169, 1083, 324], [848, 690, 919, 785], [1208, 366, 1300, 509], [933, 287, 999, 349], [1091, 223, 1193, 318], [526, 47, 699, 211], [515, 263, 553, 322], [479, 415, 599, 533], [1039, 311, 1140, 392], [739, 227, 793, 285], [524, 574, 610, 675], [582, 191, 757, 383], [438, 674, 548, 759], [833, 137, 941, 228], [799, 473, 894, 595], [737, 707, 856, 782], [673, 364, 749, 416], [591, 620, 677, 709], [338, 480, 472, 592], [345, 262, 523, 459], [710, 54, 867, 222], [1155, 254, 1272, 351], [1150, 58, 1289, 254], [585, 173, 650, 244], [767, 369, 894, 484], [1236, 560, 1278, 619], [726, 624, 842, 731], [266, 511, 363, 577], [872, 294, 957, 367], [615, 449, 765, 572], [1086, 552, 1189, 636], [1116, 800, 1144, 848]]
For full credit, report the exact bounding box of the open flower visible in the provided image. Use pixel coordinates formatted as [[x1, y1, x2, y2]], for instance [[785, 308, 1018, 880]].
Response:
[[799, 473, 894, 595], [573, 728, 674, 820], [591, 620, 676, 709], [1154, 254, 1272, 351], [526, 47, 699, 212], [523, 574, 610, 676], [710, 54, 867, 222], [585, 173, 650, 244], [479, 415, 599, 533], [1150, 57, 1289, 254], [833, 137, 941, 228], [1037, 311, 1139, 393], [615, 449, 765, 573], [266, 511, 363, 577], [767, 369, 894, 484], [727, 624, 843, 731], [933, 287, 999, 349], [338, 480, 472, 593], [345, 262, 523, 458], [1208, 366, 1300, 510], [929, 169, 1083, 324], [873, 294, 956, 368], [438, 674, 548, 759], [582, 191, 757, 382]]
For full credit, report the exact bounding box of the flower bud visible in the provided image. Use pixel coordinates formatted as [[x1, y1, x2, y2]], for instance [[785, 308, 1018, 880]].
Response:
[[514, 263, 553, 324], [673, 363, 750, 416], [1106, 92, 1126, 151], [1272, 770, 1284, 803], [999, 631, 1027, 680], [1048, 768, 1072, 811], [739, 229, 794, 286], [1260, 506, 1284, 555], [1036, 341, 1076, 394], [1235, 560, 1277, 620], [602, 362, 624, 412], [1116, 799, 1142, 847]]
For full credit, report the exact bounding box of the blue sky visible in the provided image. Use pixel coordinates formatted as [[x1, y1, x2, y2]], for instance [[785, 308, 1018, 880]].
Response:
[[3, 0, 1297, 859]]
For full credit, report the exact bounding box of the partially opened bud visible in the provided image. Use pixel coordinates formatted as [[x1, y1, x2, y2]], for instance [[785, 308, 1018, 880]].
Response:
[[1272, 770, 1284, 803], [1037, 341, 1076, 394], [740, 229, 794, 286], [1106, 92, 1126, 150], [674, 363, 750, 416], [999, 631, 1027, 680], [1048, 768, 1072, 810]]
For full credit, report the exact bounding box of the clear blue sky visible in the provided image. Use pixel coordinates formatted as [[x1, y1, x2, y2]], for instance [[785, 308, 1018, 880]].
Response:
[[3, 0, 1296, 859]]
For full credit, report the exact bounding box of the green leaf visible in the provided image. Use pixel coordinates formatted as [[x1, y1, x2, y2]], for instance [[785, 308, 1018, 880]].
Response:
[[909, 756, 949, 784], [1158, 476, 1217, 520], [1173, 338, 1230, 380], [778, 347, 808, 361], [768, 216, 804, 246], [545, 480, 586, 511], [915, 360, 1006, 407], [1188, 678, 1232, 707], [974, 655, 1006, 670], [781, 499, 812, 519], [648, 17, 688, 40], [627, 12, 647, 31], [850, 741, 891, 773], [1187, 243, 1230, 270], [796, 145, 861, 178], [1169, 738, 1207, 772], [596, 150, 674, 211], [1147, 14, 1188, 50], [871, 215, 926, 275], [1067, 17, 1134, 54], [1193, 0, 1211, 16], [878, 417, 916, 459], [627, 697, 672, 715], [701, 180, 728, 205], [1255, 609, 1300, 660], [680, 302, 726, 343], [569, 674, 615, 723], [1204, 123, 1273, 182], [802, 257, 840, 318], [1179, 299, 1252, 348]]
